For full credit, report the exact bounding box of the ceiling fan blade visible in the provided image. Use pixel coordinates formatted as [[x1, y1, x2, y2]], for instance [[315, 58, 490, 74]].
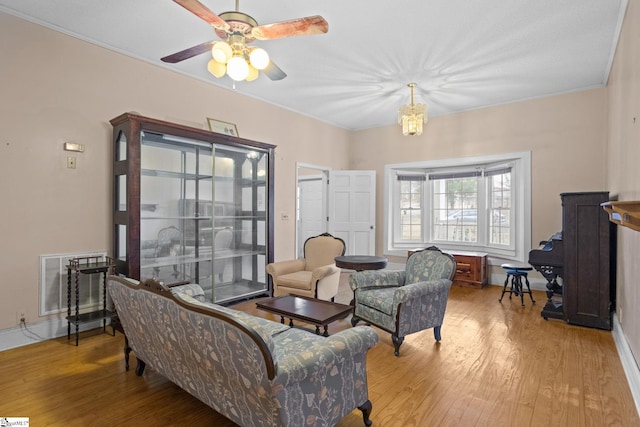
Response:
[[251, 15, 328, 40], [173, 0, 230, 31], [263, 60, 287, 81], [161, 40, 214, 63]]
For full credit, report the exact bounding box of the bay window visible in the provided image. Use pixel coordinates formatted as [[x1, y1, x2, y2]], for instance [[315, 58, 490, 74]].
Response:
[[385, 152, 531, 261]]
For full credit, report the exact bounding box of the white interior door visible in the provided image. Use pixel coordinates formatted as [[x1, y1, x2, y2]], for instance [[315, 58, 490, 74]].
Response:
[[297, 174, 327, 257], [328, 170, 376, 255]]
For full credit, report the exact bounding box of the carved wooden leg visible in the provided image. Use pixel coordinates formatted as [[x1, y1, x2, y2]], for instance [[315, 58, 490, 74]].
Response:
[[391, 334, 404, 356], [351, 316, 361, 327], [358, 399, 373, 426], [499, 274, 509, 302], [124, 336, 131, 371], [434, 326, 442, 342], [135, 359, 146, 376], [525, 275, 536, 304]]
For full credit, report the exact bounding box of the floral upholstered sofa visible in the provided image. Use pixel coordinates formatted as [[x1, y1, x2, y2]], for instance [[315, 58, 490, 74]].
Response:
[[107, 276, 379, 427]]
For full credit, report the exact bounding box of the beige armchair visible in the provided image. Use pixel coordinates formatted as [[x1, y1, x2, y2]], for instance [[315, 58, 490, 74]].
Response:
[[266, 233, 346, 301]]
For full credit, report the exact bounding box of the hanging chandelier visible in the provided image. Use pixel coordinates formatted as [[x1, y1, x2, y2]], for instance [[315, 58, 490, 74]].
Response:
[[398, 83, 427, 136], [207, 34, 270, 82]]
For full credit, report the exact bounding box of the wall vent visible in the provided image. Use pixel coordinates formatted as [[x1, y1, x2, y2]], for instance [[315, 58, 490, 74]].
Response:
[[39, 251, 107, 317]]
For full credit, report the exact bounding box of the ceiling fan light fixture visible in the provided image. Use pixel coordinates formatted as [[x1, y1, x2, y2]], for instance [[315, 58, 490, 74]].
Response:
[[227, 55, 250, 81], [164, 0, 329, 84], [249, 47, 269, 70], [245, 64, 259, 81], [398, 83, 427, 136], [211, 41, 232, 63], [207, 58, 226, 78]]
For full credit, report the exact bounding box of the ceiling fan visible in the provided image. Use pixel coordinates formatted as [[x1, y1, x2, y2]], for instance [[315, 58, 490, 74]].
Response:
[[161, 0, 329, 82]]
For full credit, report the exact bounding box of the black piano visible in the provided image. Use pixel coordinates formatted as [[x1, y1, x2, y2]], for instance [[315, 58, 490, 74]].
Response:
[[528, 231, 564, 320]]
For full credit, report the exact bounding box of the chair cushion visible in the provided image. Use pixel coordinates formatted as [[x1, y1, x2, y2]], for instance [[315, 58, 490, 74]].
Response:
[[276, 271, 314, 291], [357, 287, 397, 316]]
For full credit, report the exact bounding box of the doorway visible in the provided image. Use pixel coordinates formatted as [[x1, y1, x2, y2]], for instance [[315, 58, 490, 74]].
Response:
[[296, 163, 329, 258], [296, 163, 377, 258]]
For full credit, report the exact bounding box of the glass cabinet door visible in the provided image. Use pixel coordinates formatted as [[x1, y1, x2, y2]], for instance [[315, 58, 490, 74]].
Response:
[[212, 145, 268, 303], [139, 132, 215, 292]]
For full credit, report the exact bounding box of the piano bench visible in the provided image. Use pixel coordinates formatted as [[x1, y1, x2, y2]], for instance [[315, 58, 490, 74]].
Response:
[[499, 264, 536, 307]]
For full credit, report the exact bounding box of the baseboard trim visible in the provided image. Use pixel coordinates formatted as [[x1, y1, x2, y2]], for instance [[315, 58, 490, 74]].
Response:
[[0, 318, 107, 351], [612, 312, 640, 418]]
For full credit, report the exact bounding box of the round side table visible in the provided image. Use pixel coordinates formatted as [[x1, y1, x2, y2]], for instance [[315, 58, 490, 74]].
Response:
[[334, 255, 388, 271]]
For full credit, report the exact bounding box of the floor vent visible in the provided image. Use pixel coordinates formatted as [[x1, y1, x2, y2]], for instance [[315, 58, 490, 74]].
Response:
[[39, 251, 107, 316]]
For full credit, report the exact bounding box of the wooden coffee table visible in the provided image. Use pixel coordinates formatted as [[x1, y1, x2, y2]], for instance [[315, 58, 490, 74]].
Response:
[[256, 295, 353, 337]]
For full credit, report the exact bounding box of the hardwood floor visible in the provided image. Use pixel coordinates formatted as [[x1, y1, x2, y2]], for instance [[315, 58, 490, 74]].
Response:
[[1, 284, 638, 426]]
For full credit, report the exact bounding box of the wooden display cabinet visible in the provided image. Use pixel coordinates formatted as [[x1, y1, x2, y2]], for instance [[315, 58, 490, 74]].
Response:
[[408, 249, 488, 289], [111, 112, 275, 304]]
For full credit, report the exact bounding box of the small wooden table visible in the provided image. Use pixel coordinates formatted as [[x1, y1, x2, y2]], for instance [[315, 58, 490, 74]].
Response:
[[335, 255, 388, 271], [66, 256, 116, 346], [256, 295, 353, 337]]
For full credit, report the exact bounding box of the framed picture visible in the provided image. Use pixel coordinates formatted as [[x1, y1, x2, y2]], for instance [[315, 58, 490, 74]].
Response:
[[207, 118, 239, 137]]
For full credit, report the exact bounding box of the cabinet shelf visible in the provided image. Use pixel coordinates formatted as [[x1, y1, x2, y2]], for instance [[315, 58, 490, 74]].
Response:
[[140, 215, 265, 221], [141, 168, 213, 181], [140, 248, 263, 269], [601, 201, 640, 231]]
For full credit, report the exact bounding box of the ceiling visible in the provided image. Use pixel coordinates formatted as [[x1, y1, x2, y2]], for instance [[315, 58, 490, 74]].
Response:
[[0, 0, 628, 131]]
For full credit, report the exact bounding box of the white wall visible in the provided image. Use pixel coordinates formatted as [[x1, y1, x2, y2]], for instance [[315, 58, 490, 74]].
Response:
[[607, 0, 640, 368]]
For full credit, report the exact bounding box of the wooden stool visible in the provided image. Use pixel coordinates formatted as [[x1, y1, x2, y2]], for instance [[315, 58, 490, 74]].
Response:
[[499, 263, 535, 307]]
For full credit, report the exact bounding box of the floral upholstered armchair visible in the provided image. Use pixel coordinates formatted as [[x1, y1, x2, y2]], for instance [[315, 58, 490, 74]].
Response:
[[266, 233, 346, 301], [350, 246, 456, 356]]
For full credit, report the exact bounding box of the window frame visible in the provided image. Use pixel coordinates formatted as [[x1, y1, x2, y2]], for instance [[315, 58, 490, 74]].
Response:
[[393, 173, 426, 244], [384, 151, 531, 262]]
